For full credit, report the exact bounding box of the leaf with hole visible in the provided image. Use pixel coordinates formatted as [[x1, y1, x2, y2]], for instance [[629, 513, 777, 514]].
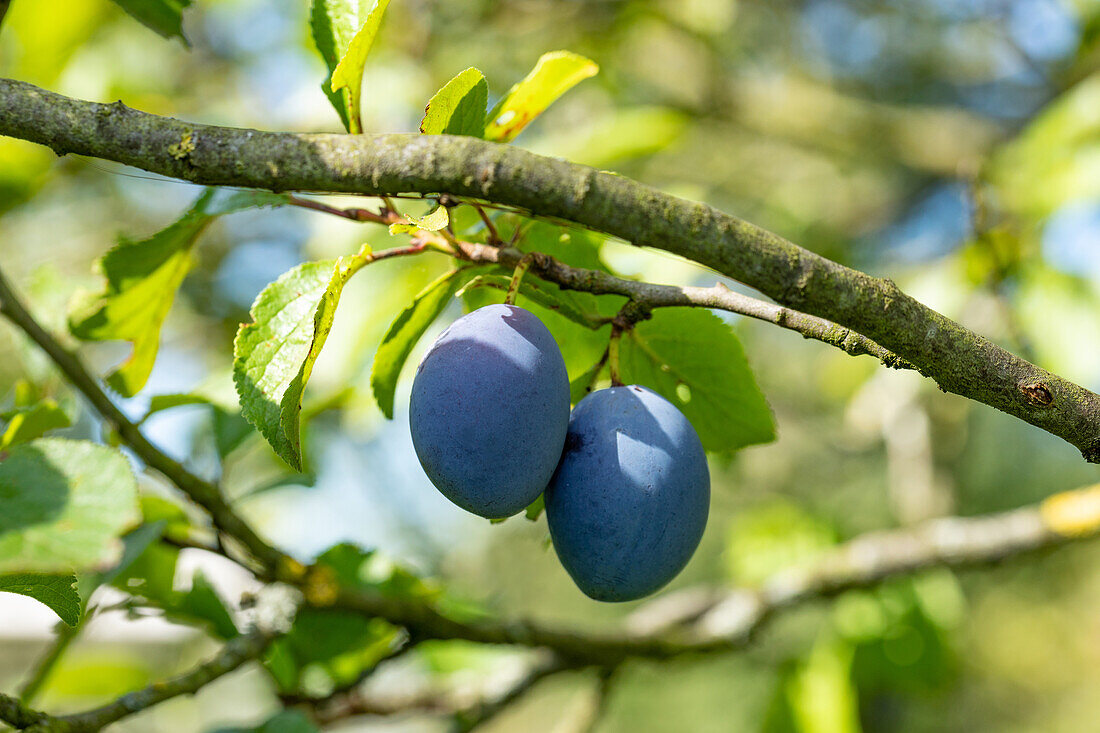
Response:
[[420, 67, 489, 137], [618, 309, 775, 452]]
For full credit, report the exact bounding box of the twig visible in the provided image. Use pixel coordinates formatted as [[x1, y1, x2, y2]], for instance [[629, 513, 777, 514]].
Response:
[[55, 632, 272, 732], [453, 243, 913, 370], [473, 204, 501, 245], [0, 633, 272, 732], [0, 266, 297, 579]]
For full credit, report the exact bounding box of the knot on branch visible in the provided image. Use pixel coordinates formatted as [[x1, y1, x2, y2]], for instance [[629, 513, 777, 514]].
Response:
[[1019, 381, 1054, 407]]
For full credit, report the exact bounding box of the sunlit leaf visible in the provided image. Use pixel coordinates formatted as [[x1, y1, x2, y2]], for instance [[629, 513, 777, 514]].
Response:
[[109, 0, 193, 43], [70, 189, 290, 397], [235, 258, 357, 469], [0, 572, 80, 626], [1, 399, 71, 448], [0, 438, 139, 573], [327, 0, 392, 133], [618, 309, 775, 452], [484, 51, 599, 143], [420, 67, 489, 137], [388, 205, 450, 234]]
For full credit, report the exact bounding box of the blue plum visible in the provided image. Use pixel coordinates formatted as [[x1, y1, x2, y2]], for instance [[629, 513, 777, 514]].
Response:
[[409, 304, 570, 518], [545, 385, 710, 602]]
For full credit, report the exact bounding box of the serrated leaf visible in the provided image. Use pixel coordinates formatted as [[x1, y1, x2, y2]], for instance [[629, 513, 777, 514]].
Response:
[[110, 0, 193, 43], [388, 205, 449, 235], [70, 189, 290, 397], [234, 259, 356, 470], [370, 268, 474, 419], [484, 51, 599, 143], [0, 438, 140, 573], [1, 399, 71, 448], [420, 67, 489, 137], [618, 309, 775, 452], [0, 572, 80, 626], [328, 0, 392, 133]]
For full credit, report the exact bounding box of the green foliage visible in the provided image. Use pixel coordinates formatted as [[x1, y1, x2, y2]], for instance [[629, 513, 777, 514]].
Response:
[[312, 0, 392, 133], [235, 258, 357, 470], [109, 0, 193, 43], [70, 189, 289, 397], [388, 205, 449, 234], [0, 572, 80, 626], [371, 268, 482, 419], [484, 51, 599, 142], [619, 309, 775, 452], [725, 502, 836, 584], [420, 67, 489, 137], [0, 438, 139, 573], [1, 398, 71, 448]]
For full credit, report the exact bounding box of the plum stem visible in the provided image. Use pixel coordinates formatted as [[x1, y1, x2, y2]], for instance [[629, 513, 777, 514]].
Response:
[[608, 324, 624, 387], [505, 253, 536, 305]]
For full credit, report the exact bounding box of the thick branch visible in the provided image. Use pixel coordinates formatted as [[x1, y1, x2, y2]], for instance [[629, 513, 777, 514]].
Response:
[[2, 78, 1098, 460]]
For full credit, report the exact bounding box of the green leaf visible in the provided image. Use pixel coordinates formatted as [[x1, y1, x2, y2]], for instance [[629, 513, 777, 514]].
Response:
[[234, 259, 357, 470], [371, 268, 469, 419], [70, 189, 290, 397], [388, 205, 450, 235], [484, 51, 599, 143], [328, 0, 392, 133], [618, 309, 775, 452], [458, 272, 599, 329], [110, 0, 193, 43], [0, 438, 140, 573], [569, 357, 606, 405], [420, 67, 489, 137], [170, 572, 239, 639], [1, 399, 71, 448], [524, 494, 545, 522], [0, 572, 80, 626]]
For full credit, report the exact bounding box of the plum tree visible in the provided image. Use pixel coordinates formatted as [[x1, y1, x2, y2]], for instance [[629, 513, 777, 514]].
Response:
[[544, 385, 711, 602], [409, 303, 571, 518]]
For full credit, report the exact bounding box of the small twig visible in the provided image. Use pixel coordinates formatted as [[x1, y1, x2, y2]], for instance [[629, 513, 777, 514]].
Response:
[[472, 204, 501, 245], [0, 266, 298, 579], [579, 666, 619, 733], [607, 324, 624, 387], [504, 253, 535, 306], [286, 194, 387, 224], [453, 657, 572, 733]]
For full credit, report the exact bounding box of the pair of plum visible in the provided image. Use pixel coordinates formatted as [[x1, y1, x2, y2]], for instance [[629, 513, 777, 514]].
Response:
[[409, 304, 710, 602]]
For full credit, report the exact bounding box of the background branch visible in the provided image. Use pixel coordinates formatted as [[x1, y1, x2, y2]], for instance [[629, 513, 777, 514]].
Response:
[[2, 78, 1098, 460]]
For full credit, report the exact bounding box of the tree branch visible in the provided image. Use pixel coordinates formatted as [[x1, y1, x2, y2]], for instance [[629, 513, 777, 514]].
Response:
[[0, 266, 296, 578], [630, 482, 1100, 642], [2, 78, 1097, 460], [0, 633, 271, 732], [453, 242, 913, 369]]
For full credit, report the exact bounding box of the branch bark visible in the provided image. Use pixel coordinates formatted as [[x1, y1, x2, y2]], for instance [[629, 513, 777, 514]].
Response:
[[2, 78, 1098, 460]]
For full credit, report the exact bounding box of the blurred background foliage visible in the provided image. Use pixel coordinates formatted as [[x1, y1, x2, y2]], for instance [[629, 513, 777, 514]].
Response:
[[3, 0, 1100, 731]]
